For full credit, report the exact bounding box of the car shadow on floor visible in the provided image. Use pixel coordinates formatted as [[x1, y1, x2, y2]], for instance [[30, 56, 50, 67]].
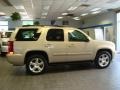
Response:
[[47, 61, 95, 74], [12, 61, 95, 76]]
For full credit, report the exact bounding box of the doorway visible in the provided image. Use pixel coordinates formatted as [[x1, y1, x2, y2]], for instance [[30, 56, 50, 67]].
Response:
[[117, 12, 120, 52]]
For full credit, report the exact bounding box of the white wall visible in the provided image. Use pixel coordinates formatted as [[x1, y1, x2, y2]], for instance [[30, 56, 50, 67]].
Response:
[[81, 11, 116, 28], [81, 11, 117, 44], [117, 12, 120, 52]]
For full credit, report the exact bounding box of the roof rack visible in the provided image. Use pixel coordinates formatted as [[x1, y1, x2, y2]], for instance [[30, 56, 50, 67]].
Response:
[[22, 25, 71, 27]]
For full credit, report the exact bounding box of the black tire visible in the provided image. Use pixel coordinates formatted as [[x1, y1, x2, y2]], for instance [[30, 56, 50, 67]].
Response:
[[26, 54, 48, 75], [95, 51, 112, 69]]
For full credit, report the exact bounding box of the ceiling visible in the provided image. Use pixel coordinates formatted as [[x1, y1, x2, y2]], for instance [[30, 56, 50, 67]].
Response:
[[0, 0, 120, 20]]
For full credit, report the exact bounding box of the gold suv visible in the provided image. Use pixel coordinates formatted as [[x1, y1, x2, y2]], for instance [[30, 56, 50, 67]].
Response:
[[7, 26, 115, 75]]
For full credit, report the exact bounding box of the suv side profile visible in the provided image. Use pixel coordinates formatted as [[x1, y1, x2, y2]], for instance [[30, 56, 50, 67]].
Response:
[[7, 26, 115, 75]]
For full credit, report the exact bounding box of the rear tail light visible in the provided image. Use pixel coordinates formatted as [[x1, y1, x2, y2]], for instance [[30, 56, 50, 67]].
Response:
[[8, 41, 14, 54]]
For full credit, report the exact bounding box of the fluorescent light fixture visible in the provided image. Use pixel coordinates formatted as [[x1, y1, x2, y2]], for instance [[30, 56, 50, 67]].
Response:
[[22, 15, 30, 19], [14, 5, 25, 9], [91, 11, 101, 14], [81, 13, 88, 16], [57, 17, 63, 19], [43, 6, 50, 10], [41, 16, 46, 19], [30, 0, 34, 8], [19, 12, 27, 15], [0, 12, 6, 15], [91, 8, 101, 12], [68, 7, 77, 11], [73, 17, 80, 20], [62, 13, 68, 16], [41, 12, 48, 16]]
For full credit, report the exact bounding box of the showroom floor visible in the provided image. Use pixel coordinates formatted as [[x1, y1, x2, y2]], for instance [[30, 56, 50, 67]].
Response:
[[0, 54, 120, 90]]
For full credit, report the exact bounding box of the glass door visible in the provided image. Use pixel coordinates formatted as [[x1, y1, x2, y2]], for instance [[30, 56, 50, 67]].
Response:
[[117, 12, 120, 52], [94, 27, 104, 40]]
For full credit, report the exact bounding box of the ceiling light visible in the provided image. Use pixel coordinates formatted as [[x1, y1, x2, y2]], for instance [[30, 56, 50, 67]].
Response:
[[79, 0, 88, 2], [0, 12, 6, 15], [22, 16, 30, 19], [30, 0, 34, 8], [62, 13, 68, 16], [73, 17, 80, 20], [19, 12, 27, 15], [41, 12, 48, 16], [68, 7, 78, 11], [22, 18, 33, 20], [91, 8, 101, 12], [14, 5, 25, 9], [81, 13, 88, 16], [91, 11, 101, 14], [41, 16, 46, 19], [43, 6, 50, 10], [57, 17, 63, 19]]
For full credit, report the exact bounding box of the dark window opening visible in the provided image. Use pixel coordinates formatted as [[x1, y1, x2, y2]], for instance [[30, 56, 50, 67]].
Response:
[[68, 30, 88, 42], [46, 29, 64, 41]]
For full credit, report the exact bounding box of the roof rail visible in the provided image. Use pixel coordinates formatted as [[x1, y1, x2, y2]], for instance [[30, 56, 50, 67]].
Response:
[[22, 25, 70, 27]]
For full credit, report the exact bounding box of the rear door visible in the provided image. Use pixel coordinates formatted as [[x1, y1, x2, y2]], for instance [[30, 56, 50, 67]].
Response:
[[45, 28, 67, 63], [14, 28, 41, 54]]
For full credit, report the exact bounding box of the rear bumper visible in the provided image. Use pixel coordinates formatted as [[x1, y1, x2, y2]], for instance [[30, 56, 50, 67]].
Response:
[[7, 53, 24, 66]]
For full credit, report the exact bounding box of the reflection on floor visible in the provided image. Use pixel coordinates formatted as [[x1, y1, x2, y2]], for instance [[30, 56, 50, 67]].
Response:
[[0, 54, 120, 90]]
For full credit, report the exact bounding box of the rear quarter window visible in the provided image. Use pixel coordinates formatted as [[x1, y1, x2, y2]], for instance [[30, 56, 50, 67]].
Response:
[[15, 28, 40, 41]]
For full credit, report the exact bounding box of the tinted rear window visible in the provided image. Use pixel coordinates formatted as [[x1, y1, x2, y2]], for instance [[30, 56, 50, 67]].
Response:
[[15, 28, 40, 41], [46, 29, 64, 41]]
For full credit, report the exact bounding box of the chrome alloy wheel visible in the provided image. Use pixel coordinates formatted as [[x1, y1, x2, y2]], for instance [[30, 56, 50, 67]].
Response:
[[98, 54, 110, 67], [29, 58, 44, 73]]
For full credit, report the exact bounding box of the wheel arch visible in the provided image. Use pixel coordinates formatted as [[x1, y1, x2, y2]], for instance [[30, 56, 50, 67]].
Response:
[[95, 48, 112, 59], [24, 50, 49, 64]]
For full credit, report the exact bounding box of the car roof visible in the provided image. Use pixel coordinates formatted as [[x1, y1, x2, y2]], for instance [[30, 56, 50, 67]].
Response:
[[18, 25, 78, 30]]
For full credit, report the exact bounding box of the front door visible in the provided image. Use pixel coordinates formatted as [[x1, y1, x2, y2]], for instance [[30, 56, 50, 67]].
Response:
[[66, 29, 93, 61]]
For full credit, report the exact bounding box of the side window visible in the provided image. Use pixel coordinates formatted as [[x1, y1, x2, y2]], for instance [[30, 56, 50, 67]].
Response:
[[15, 28, 40, 41], [46, 29, 64, 41], [68, 30, 88, 42]]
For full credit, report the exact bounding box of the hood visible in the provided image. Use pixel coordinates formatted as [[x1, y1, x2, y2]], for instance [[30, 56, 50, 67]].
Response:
[[92, 40, 115, 50]]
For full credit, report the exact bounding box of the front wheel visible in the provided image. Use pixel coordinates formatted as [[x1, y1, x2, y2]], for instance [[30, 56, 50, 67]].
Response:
[[95, 51, 112, 69], [26, 55, 48, 75]]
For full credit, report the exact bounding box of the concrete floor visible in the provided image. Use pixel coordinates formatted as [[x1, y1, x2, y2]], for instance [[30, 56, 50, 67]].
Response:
[[0, 54, 120, 90]]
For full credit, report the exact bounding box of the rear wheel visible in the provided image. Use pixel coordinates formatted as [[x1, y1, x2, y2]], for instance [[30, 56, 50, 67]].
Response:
[[26, 55, 48, 75], [95, 51, 112, 69]]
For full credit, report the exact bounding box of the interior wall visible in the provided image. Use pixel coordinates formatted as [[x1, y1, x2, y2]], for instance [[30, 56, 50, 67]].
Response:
[[82, 28, 95, 39], [8, 19, 81, 30], [8, 20, 22, 30], [80, 11, 117, 44], [81, 11, 116, 28], [117, 12, 120, 52]]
